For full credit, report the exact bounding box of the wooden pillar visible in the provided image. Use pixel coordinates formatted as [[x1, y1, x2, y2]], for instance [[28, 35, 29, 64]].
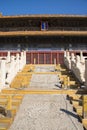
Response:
[[38, 53, 39, 64], [57, 52, 59, 64], [34, 58, 36, 64], [51, 52, 52, 64], [31, 53, 33, 64], [7, 95, 12, 117], [83, 95, 87, 118], [44, 53, 46, 64], [7, 96, 12, 110]]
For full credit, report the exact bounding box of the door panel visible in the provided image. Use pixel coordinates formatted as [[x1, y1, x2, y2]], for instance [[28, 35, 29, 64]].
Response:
[[24, 51, 64, 64]]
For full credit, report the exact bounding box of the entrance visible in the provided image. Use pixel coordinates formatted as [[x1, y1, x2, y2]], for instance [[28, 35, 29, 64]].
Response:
[[26, 51, 64, 64]]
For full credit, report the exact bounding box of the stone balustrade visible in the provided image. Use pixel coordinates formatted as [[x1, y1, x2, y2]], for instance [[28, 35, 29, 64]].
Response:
[[64, 50, 85, 83], [85, 60, 87, 86], [64, 51, 71, 70], [0, 51, 26, 91]]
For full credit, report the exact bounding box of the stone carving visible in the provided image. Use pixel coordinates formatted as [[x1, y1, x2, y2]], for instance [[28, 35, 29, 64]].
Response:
[[64, 50, 85, 83], [0, 51, 26, 91]]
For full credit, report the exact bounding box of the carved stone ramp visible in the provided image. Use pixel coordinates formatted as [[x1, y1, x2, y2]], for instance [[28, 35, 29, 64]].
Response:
[[30, 65, 60, 90], [9, 94, 84, 130], [30, 74, 59, 90]]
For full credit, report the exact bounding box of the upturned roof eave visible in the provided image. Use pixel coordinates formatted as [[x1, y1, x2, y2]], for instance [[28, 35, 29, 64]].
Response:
[[0, 14, 87, 19]]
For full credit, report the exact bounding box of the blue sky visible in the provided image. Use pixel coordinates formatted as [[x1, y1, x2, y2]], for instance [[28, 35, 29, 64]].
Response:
[[0, 0, 87, 16]]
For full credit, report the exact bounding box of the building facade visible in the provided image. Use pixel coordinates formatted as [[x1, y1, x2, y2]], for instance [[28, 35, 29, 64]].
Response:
[[0, 14, 87, 64]]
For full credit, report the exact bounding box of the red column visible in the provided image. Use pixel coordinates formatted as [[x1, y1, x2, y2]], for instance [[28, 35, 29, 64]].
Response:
[[44, 53, 46, 64], [31, 52, 33, 64], [38, 53, 39, 64], [51, 52, 52, 64], [57, 52, 59, 64]]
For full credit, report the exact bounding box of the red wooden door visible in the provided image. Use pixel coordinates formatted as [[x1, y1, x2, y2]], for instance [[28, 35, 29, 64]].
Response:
[[26, 51, 64, 64]]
